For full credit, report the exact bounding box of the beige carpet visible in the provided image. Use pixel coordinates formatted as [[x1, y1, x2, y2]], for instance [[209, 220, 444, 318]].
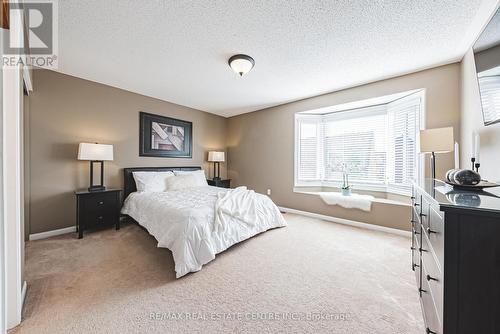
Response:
[[11, 213, 423, 334]]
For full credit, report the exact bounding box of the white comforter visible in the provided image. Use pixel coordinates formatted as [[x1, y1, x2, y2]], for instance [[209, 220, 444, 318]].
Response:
[[121, 186, 286, 278]]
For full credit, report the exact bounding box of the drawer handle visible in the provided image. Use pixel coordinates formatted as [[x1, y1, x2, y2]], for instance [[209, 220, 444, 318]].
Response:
[[98, 201, 104, 205], [426, 328, 437, 334], [414, 230, 420, 235], [410, 246, 416, 251], [426, 274, 438, 282], [420, 213, 427, 217], [412, 263, 419, 271], [426, 228, 437, 234], [419, 247, 427, 253], [411, 196, 415, 200], [414, 203, 420, 207], [419, 288, 427, 293]]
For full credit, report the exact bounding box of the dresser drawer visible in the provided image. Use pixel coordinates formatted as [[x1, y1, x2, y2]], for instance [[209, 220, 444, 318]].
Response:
[[84, 211, 117, 228], [82, 192, 118, 213], [421, 267, 442, 334], [427, 205, 444, 268], [412, 227, 421, 289], [412, 205, 421, 226], [421, 233, 443, 320], [412, 191, 422, 217], [412, 221, 422, 244], [411, 187, 420, 206], [420, 195, 431, 231]]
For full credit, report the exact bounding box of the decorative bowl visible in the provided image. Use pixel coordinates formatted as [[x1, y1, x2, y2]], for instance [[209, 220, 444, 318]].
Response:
[[452, 169, 481, 185]]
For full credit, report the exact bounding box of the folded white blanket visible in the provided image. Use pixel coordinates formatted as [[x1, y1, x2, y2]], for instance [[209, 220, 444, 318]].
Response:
[[319, 192, 374, 212], [215, 186, 271, 233]]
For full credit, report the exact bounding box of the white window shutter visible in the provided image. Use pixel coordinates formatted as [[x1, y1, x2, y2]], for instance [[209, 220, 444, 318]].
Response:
[[323, 106, 387, 185], [387, 94, 420, 193], [296, 118, 321, 181]]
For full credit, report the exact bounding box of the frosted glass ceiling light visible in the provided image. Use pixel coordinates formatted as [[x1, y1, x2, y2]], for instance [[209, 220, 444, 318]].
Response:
[[228, 54, 255, 77]]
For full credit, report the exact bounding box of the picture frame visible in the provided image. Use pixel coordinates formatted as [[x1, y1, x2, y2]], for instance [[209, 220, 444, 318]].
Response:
[[139, 112, 192, 158]]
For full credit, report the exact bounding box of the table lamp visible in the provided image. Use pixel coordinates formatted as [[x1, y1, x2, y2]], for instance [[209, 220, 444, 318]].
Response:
[[419, 127, 454, 181], [78, 143, 114, 192], [208, 151, 225, 181]]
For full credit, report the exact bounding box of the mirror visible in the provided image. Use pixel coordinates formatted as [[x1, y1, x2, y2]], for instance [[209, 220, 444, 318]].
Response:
[[473, 8, 500, 126]]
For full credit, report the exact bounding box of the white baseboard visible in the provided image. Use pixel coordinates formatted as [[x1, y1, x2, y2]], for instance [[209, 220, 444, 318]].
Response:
[[29, 226, 76, 241], [278, 206, 411, 237]]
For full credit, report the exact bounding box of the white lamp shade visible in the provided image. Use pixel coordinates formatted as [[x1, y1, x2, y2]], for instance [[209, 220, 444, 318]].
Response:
[[419, 127, 454, 153], [78, 143, 114, 161], [208, 151, 225, 162]]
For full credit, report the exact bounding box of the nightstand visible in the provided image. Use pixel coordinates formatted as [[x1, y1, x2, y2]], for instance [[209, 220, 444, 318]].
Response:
[[75, 189, 122, 239], [207, 179, 231, 188]]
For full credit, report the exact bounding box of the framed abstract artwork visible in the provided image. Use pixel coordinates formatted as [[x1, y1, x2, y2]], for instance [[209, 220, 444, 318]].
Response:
[[139, 112, 192, 158]]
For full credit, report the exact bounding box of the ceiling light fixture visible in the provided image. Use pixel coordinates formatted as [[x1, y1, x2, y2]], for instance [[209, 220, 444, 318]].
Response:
[[228, 54, 255, 77]]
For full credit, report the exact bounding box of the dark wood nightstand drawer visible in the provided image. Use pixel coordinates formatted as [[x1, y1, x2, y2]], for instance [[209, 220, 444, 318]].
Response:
[[75, 189, 122, 239], [82, 192, 117, 214], [84, 211, 117, 229], [207, 179, 231, 188]]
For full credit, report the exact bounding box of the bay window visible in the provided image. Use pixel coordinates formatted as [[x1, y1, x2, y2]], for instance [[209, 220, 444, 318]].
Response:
[[295, 91, 423, 195]]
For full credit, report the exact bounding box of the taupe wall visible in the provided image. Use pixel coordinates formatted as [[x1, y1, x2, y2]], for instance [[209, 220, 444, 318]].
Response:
[[460, 49, 500, 182], [28, 70, 227, 234], [227, 64, 461, 230]]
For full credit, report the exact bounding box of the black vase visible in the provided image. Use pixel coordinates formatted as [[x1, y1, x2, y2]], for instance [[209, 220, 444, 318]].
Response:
[[453, 169, 481, 185]]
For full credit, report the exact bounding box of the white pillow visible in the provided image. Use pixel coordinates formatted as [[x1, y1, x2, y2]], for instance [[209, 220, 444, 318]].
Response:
[[132, 171, 174, 192], [165, 174, 199, 191], [173, 170, 208, 187]]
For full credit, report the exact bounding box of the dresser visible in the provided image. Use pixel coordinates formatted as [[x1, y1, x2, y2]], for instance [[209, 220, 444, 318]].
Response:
[[411, 179, 500, 334], [75, 189, 122, 239]]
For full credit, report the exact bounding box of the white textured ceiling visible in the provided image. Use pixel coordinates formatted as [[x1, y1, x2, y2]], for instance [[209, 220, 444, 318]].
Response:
[[57, 0, 498, 117]]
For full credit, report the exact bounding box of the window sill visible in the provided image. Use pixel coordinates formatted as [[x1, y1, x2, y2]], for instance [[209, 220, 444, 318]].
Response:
[[294, 181, 412, 197], [293, 187, 411, 207]]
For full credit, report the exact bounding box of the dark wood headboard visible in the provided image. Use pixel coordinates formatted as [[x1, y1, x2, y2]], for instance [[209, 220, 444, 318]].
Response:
[[123, 166, 201, 199]]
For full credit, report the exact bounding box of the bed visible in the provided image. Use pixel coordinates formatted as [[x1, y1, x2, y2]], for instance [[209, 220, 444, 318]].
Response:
[[121, 167, 287, 278]]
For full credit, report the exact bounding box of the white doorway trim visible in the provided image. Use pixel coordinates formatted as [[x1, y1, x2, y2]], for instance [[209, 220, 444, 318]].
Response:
[[3, 2, 26, 329], [0, 28, 5, 334]]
